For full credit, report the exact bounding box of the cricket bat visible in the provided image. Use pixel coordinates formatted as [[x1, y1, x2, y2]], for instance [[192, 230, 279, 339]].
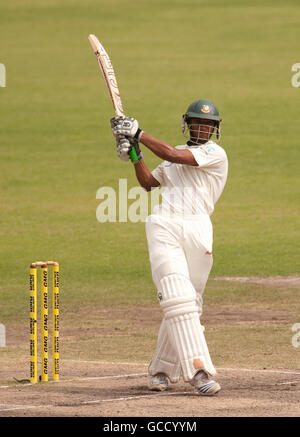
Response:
[[88, 34, 138, 162]]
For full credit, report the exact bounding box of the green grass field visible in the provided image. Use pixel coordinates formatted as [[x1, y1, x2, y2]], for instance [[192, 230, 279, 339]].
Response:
[[0, 0, 299, 377]]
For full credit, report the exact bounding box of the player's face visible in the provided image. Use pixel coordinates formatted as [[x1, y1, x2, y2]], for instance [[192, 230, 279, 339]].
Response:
[[189, 118, 215, 143]]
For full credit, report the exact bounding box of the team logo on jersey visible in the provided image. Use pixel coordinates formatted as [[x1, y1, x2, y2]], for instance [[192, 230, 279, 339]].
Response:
[[201, 105, 211, 113], [205, 145, 215, 153]]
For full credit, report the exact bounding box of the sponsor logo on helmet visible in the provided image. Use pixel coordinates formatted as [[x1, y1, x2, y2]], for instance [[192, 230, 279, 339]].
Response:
[[201, 105, 211, 113]]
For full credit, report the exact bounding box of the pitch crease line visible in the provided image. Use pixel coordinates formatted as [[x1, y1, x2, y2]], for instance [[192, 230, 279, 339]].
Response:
[[62, 359, 148, 366], [81, 391, 190, 405], [62, 360, 300, 376], [0, 404, 53, 412], [0, 392, 189, 412], [219, 367, 300, 376], [0, 372, 148, 390], [276, 380, 300, 386], [64, 372, 148, 382], [2, 366, 299, 391]]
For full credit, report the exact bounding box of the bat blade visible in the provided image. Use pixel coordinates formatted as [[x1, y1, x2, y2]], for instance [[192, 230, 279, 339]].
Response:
[[88, 34, 124, 117], [88, 34, 139, 162]]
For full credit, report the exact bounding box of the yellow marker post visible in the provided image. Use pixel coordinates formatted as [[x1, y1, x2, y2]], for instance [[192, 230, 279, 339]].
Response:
[[29, 265, 37, 384], [51, 262, 59, 380], [41, 264, 48, 382]]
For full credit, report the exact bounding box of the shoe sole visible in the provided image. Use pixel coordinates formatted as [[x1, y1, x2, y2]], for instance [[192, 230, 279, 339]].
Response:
[[198, 382, 221, 396]]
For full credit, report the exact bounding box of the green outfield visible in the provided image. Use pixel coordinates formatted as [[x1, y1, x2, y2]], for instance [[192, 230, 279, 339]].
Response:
[[0, 0, 299, 381]]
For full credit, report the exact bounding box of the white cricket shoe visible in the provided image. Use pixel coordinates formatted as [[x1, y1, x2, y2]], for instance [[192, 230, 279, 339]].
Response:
[[148, 373, 169, 391], [191, 370, 221, 396]]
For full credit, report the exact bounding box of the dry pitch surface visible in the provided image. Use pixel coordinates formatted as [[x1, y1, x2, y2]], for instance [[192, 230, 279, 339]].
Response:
[[0, 361, 299, 417], [0, 276, 299, 417]]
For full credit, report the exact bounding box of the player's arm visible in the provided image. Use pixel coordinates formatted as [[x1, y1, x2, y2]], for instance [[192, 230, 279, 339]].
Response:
[[111, 128, 160, 191], [133, 160, 161, 192], [111, 116, 198, 166], [139, 132, 197, 166]]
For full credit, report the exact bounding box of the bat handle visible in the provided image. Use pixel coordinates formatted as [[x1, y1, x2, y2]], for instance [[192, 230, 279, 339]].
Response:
[[129, 146, 139, 162]]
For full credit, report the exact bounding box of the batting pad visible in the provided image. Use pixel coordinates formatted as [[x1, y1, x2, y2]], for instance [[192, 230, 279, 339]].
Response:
[[148, 319, 181, 383], [159, 274, 216, 381]]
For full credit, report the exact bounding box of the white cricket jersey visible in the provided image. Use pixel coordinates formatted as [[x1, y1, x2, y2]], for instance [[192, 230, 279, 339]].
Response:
[[151, 141, 228, 218]]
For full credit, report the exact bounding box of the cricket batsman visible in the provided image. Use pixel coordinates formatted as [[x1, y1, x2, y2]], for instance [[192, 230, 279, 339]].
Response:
[[111, 99, 228, 396]]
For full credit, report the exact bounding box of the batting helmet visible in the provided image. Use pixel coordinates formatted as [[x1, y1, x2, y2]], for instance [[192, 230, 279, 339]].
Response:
[[182, 99, 222, 141]]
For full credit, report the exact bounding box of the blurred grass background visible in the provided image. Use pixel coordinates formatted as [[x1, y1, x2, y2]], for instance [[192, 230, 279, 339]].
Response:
[[0, 1, 299, 372]]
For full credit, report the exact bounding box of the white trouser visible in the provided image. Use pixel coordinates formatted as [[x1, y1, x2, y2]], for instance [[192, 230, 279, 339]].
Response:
[[146, 214, 214, 382]]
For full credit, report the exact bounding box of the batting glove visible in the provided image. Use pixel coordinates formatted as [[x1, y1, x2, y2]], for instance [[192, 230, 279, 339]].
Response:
[[111, 116, 143, 140], [116, 135, 131, 162]]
